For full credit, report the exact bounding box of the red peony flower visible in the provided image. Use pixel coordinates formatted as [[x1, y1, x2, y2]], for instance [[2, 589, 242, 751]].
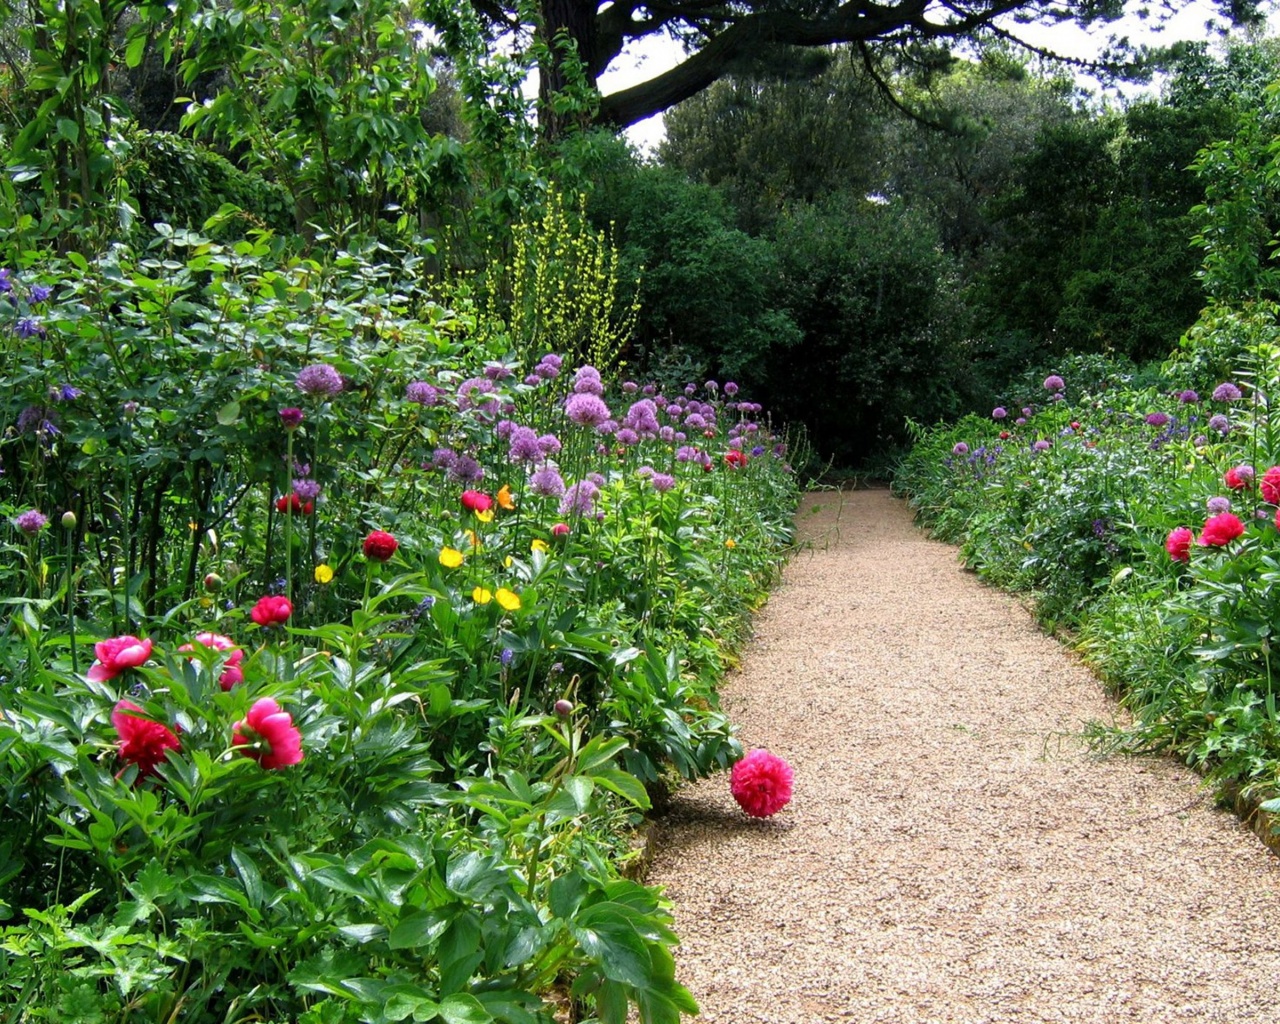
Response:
[[551, 522, 571, 538], [730, 748, 794, 818], [88, 635, 153, 682], [178, 632, 245, 690], [362, 529, 398, 562], [233, 698, 304, 770], [1165, 526, 1193, 563], [251, 595, 293, 627], [1262, 466, 1280, 504], [724, 450, 749, 469], [112, 699, 181, 777], [275, 493, 314, 515], [1198, 512, 1245, 548], [1224, 466, 1254, 491], [460, 490, 494, 513]]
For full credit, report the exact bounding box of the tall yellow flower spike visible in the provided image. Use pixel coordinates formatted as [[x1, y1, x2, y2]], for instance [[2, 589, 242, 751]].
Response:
[[497, 484, 516, 510], [439, 546, 464, 568], [472, 586, 493, 605], [496, 587, 521, 611]]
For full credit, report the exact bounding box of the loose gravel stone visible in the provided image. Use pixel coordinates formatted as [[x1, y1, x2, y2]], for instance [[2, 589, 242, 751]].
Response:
[[646, 488, 1280, 1024]]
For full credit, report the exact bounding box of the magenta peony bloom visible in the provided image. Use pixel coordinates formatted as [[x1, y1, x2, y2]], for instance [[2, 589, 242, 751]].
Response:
[[250, 595, 293, 627], [362, 530, 399, 562], [233, 698, 303, 770], [460, 490, 494, 514], [1165, 527, 1193, 563], [178, 632, 245, 690], [1199, 512, 1246, 548], [1262, 466, 1280, 504], [112, 699, 181, 777], [730, 748, 794, 818], [88, 635, 154, 682]]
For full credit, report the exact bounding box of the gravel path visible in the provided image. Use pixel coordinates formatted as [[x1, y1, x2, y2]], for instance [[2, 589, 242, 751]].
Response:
[[647, 488, 1280, 1024]]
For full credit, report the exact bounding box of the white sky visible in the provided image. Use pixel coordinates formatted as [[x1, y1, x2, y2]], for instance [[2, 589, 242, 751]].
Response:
[[597, 0, 1280, 153]]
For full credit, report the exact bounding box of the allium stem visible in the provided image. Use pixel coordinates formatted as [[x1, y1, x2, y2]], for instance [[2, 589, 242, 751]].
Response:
[[284, 430, 294, 608]]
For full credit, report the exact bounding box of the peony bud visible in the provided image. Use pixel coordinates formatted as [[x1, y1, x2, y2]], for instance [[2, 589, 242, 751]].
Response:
[[554, 698, 573, 718], [203, 572, 224, 593], [61, 510, 76, 530]]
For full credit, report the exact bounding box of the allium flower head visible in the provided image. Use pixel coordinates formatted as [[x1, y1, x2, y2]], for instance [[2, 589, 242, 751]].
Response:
[[1212, 382, 1243, 402], [296, 363, 343, 396], [363, 530, 399, 562], [530, 465, 566, 497], [89, 635, 154, 682], [14, 509, 47, 536], [559, 479, 600, 517], [724, 381, 739, 397], [1179, 390, 1200, 404], [233, 698, 303, 770], [651, 473, 676, 493], [538, 434, 562, 457], [565, 392, 611, 427], [992, 407, 1007, 419], [508, 426, 543, 463], [572, 365, 605, 396], [405, 381, 440, 406], [1199, 512, 1245, 547], [1208, 414, 1230, 434], [730, 748, 794, 818], [1043, 375, 1065, 392], [112, 700, 181, 778], [1165, 526, 1193, 563], [448, 454, 484, 484], [1207, 496, 1233, 515], [279, 407, 304, 429], [1145, 412, 1170, 427], [952, 442, 969, 455], [1033, 439, 1052, 452]]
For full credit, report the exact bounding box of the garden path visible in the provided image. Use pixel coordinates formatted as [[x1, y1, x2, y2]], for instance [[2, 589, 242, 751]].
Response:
[[645, 487, 1280, 1024]]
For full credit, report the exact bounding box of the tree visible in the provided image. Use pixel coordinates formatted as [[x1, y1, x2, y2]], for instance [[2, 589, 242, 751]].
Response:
[[463, 0, 1264, 137]]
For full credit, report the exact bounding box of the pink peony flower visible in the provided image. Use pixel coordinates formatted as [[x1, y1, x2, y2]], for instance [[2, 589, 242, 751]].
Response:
[[1224, 465, 1254, 491], [551, 522, 571, 538], [1262, 466, 1280, 505], [233, 698, 304, 770], [112, 699, 181, 777], [362, 529, 398, 562], [1165, 526, 1193, 563], [178, 632, 245, 690], [460, 490, 494, 514], [1199, 512, 1246, 548], [730, 748, 794, 818], [88, 635, 153, 682], [250, 595, 293, 627]]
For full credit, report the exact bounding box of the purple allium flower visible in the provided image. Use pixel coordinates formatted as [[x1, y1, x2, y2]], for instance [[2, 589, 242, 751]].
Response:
[[724, 381, 739, 397], [1145, 412, 1170, 427], [484, 362, 513, 381], [559, 480, 600, 517], [524, 373, 541, 386], [509, 426, 544, 463], [538, 434, 562, 457], [29, 284, 51, 303], [1179, 390, 1200, 404], [573, 365, 604, 396], [1208, 414, 1230, 434], [457, 377, 497, 410], [1213, 382, 1243, 402], [1022, 407, 1033, 417], [496, 419, 516, 440], [1015, 417, 1027, 426], [14, 509, 47, 535], [586, 472, 606, 487], [674, 431, 687, 442], [432, 447, 458, 471], [296, 363, 343, 396], [448, 455, 484, 484], [529, 466, 566, 497], [684, 383, 696, 396], [15, 317, 45, 339], [1033, 439, 1052, 452], [405, 381, 440, 406], [624, 399, 660, 435], [636, 465, 654, 478], [952, 442, 969, 455], [684, 413, 708, 430], [651, 473, 676, 493], [1043, 375, 1065, 392], [1194, 435, 1208, 446], [705, 380, 719, 393], [992, 407, 1008, 419], [659, 426, 675, 442], [596, 419, 618, 436], [565, 392, 611, 427], [676, 445, 698, 463], [622, 381, 638, 393], [293, 479, 322, 501], [615, 427, 639, 446], [279, 407, 304, 429], [1207, 496, 1232, 515]]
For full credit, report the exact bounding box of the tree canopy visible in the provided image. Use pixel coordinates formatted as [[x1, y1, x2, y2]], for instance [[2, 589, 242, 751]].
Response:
[[466, 0, 1266, 135]]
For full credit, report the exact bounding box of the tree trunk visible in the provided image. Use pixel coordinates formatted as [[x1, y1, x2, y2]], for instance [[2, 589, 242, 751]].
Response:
[[538, 0, 600, 139]]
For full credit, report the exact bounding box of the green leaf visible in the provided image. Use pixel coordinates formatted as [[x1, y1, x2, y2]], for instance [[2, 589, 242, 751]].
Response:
[[438, 993, 492, 1024], [388, 908, 450, 951], [216, 400, 241, 425], [571, 908, 652, 988], [591, 768, 651, 810], [56, 118, 80, 144]]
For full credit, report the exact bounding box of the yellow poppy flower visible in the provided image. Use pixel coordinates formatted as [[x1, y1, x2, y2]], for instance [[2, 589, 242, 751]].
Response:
[[472, 586, 493, 604], [531, 538, 550, 553], [475, 508, 495, 523], [465, 530, 481, 549], [724, 539, 737, 550], [504, 555, 513, 569], [439, 546, 464, 568], [496, 587, 521, 611], [497, 484, 516, 510], [314, 563, 335, 584]]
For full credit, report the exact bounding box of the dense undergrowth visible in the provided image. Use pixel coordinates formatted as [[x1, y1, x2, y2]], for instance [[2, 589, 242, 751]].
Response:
[[894, 351, 1280, 817], [0, 235, 805, 1023]]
